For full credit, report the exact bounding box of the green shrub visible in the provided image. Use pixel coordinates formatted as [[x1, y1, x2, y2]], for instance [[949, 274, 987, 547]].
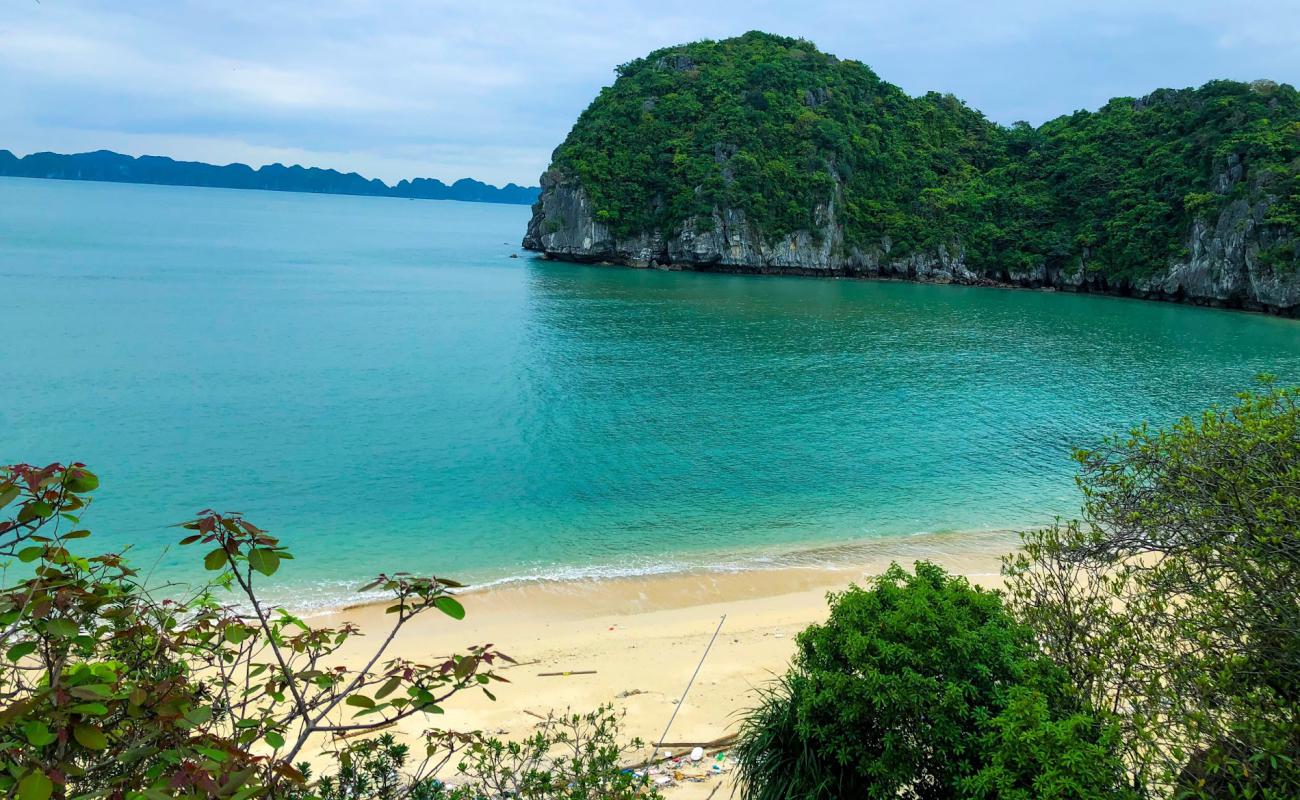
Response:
[[0, 462, 509, 799], [734, 561, 1131, 800], [0, 464, 655, 800], [730, 674, 836, 798], [959, 686, 1133, 799], [289, 734, 448, 800], [290, 706, 657, 800], [445, 706, 658, 799]]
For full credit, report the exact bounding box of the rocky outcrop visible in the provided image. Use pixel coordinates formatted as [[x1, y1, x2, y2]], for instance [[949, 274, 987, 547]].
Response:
[[523, 170, 981, 284], [1128, 196, 1300, 312], [523, 166, 1300, 316]]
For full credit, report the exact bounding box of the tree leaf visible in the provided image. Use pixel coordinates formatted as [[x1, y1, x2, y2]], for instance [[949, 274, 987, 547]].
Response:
[[17, 501, 53, 524], [204, 547, 229, 571], [45, 618, 79, 638], [73, 724, 108, 750], [265, 731, 285, 749], [433, 596, 465, 621], [184, 704, 213, 726], [71, 702, 108, 715], [247, 548, 280, 577], [70, 684, 112, 700], [0, 485, 19, 509], [375, 676, 402, 699], [22, 721, 56, 747], [6, 641, 37, 662], [18, 771, 52, 800], [345, 694, 375, 709], [454, 656, 479, 681], [196, 745, 228, 762], [64, 469, 99, 493]]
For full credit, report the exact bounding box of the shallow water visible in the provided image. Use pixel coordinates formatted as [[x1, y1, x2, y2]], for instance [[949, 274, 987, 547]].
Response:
[[4, 176, 1299, 606]]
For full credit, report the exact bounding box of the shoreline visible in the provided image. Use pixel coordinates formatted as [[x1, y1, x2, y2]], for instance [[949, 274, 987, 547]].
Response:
[[527, 251, 1300, 319], [316, 526, 1027, 617], [307, 529, 1022, 797]]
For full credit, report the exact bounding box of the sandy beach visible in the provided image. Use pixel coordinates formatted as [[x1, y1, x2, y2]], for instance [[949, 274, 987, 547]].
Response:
[[308, 530, 1020, 797]]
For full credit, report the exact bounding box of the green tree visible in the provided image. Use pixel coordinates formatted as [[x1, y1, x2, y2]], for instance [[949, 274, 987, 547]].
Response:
[[1004, 381, 1300, 798]]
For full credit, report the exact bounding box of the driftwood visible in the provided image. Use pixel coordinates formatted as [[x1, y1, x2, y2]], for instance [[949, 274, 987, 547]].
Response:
[[536, 670, 598, 677], [331, 721, 398, 740], [655, 734, 738, 750], [639, 733, 739, 768]]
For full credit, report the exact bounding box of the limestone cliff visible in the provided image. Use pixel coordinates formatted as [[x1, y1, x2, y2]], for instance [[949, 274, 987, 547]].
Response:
[[523, 164, 1300, 315], [522, 33, 1299, 315]]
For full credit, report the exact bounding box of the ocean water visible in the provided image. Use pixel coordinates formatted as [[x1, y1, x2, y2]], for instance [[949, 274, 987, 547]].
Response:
[[3, 176, 1299, 607]]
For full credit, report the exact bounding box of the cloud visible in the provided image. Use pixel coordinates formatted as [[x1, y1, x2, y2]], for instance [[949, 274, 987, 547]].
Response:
[[2, 0, 1298, 186]]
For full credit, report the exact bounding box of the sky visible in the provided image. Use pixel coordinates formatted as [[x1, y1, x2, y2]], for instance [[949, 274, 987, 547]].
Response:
[[3, 1, 1299, 187]]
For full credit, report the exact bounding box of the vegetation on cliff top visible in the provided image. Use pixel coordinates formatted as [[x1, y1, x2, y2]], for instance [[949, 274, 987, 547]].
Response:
[[546, 31, 1300, 280]]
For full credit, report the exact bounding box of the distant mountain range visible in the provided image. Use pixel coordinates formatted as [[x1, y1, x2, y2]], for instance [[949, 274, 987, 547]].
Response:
[[0, 149, 540, 205]]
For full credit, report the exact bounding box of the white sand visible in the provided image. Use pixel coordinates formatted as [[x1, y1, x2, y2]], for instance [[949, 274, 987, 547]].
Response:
[[308, 530, 1018, 797]]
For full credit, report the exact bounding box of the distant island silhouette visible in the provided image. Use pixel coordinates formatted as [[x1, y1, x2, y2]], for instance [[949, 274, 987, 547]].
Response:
[[0, 149, 539, 205]]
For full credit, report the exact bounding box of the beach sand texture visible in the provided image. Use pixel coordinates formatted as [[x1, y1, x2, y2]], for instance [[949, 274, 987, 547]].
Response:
[[308, 531, 1017, 797]]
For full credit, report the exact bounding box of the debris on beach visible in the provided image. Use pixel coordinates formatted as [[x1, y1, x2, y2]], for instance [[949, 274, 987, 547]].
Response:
[[633, 748, 733, 791]]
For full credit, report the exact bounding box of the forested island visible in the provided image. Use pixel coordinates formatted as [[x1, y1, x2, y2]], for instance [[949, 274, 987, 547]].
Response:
[[524, 31, 1300, 314], [0, 149, 540, 205]]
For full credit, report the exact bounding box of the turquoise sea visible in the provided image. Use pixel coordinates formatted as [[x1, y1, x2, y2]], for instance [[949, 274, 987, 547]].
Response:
[[4, 176, 1300, 607]]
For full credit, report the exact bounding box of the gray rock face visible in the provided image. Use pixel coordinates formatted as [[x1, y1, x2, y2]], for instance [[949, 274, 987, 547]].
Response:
[[522, 171, 981, 284], [1130, 196, 1300, 312], [522, 169, 1299, 315]]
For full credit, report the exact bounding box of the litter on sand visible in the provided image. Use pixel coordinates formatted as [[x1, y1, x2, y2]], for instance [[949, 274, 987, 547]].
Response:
[[632, 748, 733, 790]]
